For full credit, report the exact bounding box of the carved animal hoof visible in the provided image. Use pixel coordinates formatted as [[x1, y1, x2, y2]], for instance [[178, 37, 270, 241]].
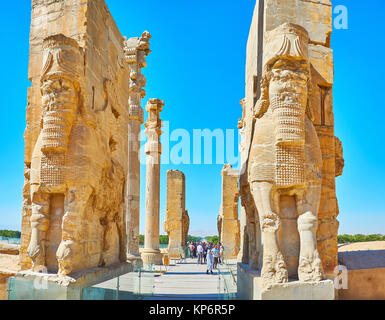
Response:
[[261, 256, 275, 289], [311, 254, 323, 282], [275, 253, 288, 283], [298, 253, 323, 282], [56, 240, 75, 276], [58, 262, 72, 276], [27, 242, 41, 259], [298, 256, 313, 282], [262, 253, 288, 289]]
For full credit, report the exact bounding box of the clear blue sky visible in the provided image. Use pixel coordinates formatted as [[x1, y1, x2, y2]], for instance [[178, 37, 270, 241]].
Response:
[[0, 1, 384, 236]]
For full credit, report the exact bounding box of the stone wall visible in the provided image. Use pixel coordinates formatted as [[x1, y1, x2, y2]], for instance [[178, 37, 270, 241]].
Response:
[[241, 0, 343, 278], [164, 170, 189, 259], [0, 252, 20, 300], [218, 165, 240, 259], [21, 0, 137, 275], [338, 245, 385, 300]]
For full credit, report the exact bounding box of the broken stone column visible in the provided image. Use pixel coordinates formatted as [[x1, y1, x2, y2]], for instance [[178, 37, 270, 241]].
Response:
[[237, 0, 344, 300], [18, 0, 135, 291], [217, 164, 240, 260], [124, 32, 151, 260], [163, 170, 190, 259], [142, 99, 164, 266]]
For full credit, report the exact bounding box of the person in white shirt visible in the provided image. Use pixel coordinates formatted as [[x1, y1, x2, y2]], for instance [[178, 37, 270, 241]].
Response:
[[197, 243, 204, 264], [206, 244, 214, 274]]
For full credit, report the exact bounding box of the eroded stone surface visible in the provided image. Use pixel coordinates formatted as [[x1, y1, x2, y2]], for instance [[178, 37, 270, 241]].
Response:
[[239, 0, 344, 293], [218, 164, 240, 259], [141, 99, 164, 266], [0, 253, 21, 300], [20, 0, 149, 277], [124, 32, 151, 259], [164, 170, 190, 259]]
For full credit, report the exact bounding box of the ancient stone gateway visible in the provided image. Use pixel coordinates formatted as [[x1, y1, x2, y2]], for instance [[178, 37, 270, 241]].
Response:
[[18, 0, 152, 287], [217, 165, 240, 260], [237, 0, 344, 300], [164, 170, 190, 259]]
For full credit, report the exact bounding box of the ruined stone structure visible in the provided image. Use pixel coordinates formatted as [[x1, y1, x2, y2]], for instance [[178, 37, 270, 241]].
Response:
[[142, 99, 164, 266], [20, 0, 151, 279], [238, 0, 344, 299], [217, 165, 240, 260], [124, 33, 151, 259], [164, 170, 190, 259]]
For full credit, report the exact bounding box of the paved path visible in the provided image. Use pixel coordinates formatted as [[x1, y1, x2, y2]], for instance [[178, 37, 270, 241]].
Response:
[[93, 258, 229, 300], [150, 258, 223, 300]]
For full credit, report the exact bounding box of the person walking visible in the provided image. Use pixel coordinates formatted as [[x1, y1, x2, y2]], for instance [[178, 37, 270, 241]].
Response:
[[206, 244, 214, 274], [189, 242, 195, 259], [219, 243, 224, 264], [212, 244, 219, 269], [203, 243, 207, 264], [197, 242, 204, 264], [192, 242, 197, 258]]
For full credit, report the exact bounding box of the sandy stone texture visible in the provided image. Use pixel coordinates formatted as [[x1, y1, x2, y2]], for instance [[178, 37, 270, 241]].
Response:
[[218, 164, 240, 259], [239, 0, 344, 291], [141, 99, 164, 266], [20, 0, 147, 276], [164, 170, 190, 259], [0, 253, 20, 300], [338, 241, 385, 252], [338, 242, 385, 300]]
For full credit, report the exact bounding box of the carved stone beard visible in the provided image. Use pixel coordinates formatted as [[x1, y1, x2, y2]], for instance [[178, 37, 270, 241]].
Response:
[[41, 79, 78, 154], [268, 61, 309, 187], [40, 79, 79, 193]]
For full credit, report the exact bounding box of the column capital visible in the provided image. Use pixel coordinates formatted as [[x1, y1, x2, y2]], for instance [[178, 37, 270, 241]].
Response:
[[144, 98, 164, 129], [123, 31, 151, 65], [146, 98, 164, 112], [144, 99, 164, 155]]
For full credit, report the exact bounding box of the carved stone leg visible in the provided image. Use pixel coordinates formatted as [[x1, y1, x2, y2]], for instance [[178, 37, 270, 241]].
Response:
[[251, 182, 288, 289], [27, 185, 50, 271], [57, 184, 93, 276], [296, 185, 323, 282]]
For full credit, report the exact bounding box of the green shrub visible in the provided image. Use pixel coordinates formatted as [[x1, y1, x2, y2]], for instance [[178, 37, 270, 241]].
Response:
[[187, 235, 201, 243], [205, 236, 219, 244], [0, 230, 21, 238], [138, 235, 169, 245], [338, 234, 385, 244]]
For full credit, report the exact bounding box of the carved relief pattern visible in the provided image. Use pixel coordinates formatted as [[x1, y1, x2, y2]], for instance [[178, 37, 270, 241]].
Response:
[[270, 95, 306, 187], [247, 23, 324, 289]]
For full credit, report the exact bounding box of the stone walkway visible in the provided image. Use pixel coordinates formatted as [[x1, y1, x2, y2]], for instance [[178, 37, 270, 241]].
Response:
[[149, 258, 223, 300], [92, 258, 230, 300]]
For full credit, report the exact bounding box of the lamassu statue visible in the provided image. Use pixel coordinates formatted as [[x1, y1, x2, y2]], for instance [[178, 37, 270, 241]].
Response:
[[27, 34, 126, 276], [248, 23, 323, 288]]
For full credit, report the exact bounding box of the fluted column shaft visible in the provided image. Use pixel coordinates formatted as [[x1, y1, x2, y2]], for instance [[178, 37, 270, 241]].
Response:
[[124, 32, 151, 258], [142, 99, 164, 266]]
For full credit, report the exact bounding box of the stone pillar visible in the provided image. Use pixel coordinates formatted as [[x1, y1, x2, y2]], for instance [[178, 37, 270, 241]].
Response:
[[141, 99, 164, 266], [218, 164, 240, 260], [163, 170, 190, 259], [124, 32, 151, 260]]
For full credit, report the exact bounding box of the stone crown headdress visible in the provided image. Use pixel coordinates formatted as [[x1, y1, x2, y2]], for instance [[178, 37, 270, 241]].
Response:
[[40, 34, 84, 87], [263, 23, 310, 68]]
